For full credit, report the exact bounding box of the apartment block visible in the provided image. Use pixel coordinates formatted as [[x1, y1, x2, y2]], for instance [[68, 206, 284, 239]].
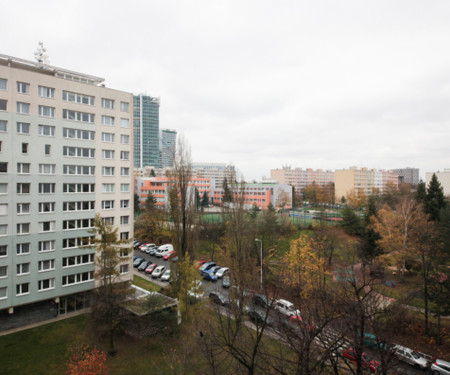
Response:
[[0, 54, 133, 328], [270, 167, 334, 193], [392, 168, 419, 187], [335, 167, 399, 200], [425, 169, 450, 196]]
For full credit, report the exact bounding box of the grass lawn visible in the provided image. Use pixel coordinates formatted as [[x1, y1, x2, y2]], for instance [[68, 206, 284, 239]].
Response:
[[133, 274, 163, 292]]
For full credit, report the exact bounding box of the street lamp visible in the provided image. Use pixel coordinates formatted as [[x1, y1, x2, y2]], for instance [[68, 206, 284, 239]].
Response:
[[255, 238, 263, 291]]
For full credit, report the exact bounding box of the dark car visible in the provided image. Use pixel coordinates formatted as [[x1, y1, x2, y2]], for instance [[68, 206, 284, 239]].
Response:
[[133, 257, 145, 268], [209, 292, 230, 307], [253, 294, 270, 308], [138, 260, 152, 272], [133, 241, 143, 250], [247, 309, 273, 326], [199, 262, 216, 273]]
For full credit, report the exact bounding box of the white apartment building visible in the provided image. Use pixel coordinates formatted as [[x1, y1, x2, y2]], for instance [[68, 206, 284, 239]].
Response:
[[0, 54, 133, 329], [270, 167, 334, 192]]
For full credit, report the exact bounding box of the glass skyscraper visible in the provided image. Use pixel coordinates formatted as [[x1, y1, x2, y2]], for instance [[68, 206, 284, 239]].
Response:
[[133, 94, 160, 168], [160, 129, 177, 168]]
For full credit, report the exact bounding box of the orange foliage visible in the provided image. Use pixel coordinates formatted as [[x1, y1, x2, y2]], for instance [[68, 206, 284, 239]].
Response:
[[66, 346, 108, 375]]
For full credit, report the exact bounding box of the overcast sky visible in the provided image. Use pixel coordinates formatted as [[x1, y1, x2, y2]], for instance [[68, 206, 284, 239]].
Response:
[[2, 0, 450, 181]]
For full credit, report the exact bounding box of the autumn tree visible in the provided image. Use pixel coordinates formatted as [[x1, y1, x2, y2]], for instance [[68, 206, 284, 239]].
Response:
[[88, 214, 133, 355], [66, 345, 108, 375], [345, 189, 368, 210], [134, 192, 165, 243]]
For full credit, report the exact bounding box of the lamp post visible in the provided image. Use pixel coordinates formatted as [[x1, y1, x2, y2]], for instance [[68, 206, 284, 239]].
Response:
[[255, 238, 263, 291]]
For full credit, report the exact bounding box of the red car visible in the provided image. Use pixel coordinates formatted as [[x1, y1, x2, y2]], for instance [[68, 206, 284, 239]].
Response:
[[145, 263, 157, 275], [342, 348, 380, 373], [195, 260, 206, 269], [163, 250, 176, 261]]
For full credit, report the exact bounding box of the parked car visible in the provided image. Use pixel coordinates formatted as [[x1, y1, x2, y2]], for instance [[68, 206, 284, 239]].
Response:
[[133, 257, 145, 268], [393, 345, 429, 370], [156, 246, 173, 258], [253, 294, 270, 308], [139, 243, 150, 250], [215, 267, 229, 279], [149, 247, 158, 256], [195, 260, 206, 269], [145, 263, 158, 275], [199, 262, 216, 273], [202, 266, 221, 281], [152, 265, 166, 278], [342, 348, 380, 373], [209, 291, 230, 307], [247, 309, 273, 326], [274, 299, 301, 317], [222, 275, 230, 288], [133, 241, 143, 249], [361, 333, 388, 350], [144, 244, 157, 254], [163, 250, 176, 261], [138, 260, 153, 272], [161, 270, 171, 282], [431, 359, 450, 375]]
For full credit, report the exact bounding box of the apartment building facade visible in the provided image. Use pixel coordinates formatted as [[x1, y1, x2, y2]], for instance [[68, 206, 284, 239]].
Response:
[[334, 167, 399, 200], [392, 167, 419, 187], [0, 54, 133, 328], [270, 167, 334, 192], [425, 170, 450, 196]]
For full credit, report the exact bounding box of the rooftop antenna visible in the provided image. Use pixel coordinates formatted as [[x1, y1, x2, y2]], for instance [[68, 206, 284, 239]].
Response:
[[34, 42, 49, 67]]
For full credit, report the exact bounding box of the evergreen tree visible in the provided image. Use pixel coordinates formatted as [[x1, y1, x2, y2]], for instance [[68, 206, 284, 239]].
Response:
[[426, 174, 446, 221], [145, 192, 157, 209], [361, 196, 381, 262], [134, 193, 141, 215], [201, 191, 209, 207], [415, 180, 427, 205], [341, 206, 364, 236], [223, 177, 233, 204]]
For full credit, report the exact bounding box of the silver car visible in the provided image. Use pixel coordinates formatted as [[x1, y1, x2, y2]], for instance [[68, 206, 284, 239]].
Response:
[[432, 359, 450, 375]]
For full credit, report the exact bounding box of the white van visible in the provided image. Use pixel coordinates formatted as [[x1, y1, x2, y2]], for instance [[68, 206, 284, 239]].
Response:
[[393, 345, 429, 370], [155, 244, 174, 258], [274, 299, 301, 317]]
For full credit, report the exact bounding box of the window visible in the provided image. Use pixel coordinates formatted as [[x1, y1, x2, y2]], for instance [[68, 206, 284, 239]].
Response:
[[63, 146, 95, 158], [62, 271, 94, 286], [39, 164, 56, 174], [120, 101, 129, 112], [39, 221, 55, 232], [63, 128, 95, 140], [39, 183, 56, 194], [63, 201, 95, 211], [120, 248, 129, 257], [0, 120, 6, 131], [17, 163, 30, 174], [63, 183, 95, 193], [120, 264, 129, 275], [38, 260, 55, 272], [0, 140, 2, 152], [63, 165, 95, 175], [102, 98, 114, 109], [120, 134, 129, 144], [101, 132, 114, 143], [38, 240, 55, 252], [17, 203, 30, 214], [120, 232, 129, 240], [120, 118, 129, 128], [102, 200, 114, 210], [17, 102, 30, 114], [38, 278, 55, 291], [102, 184, 115, 193], [0, 224, 7, 236], [17, 82, 30, 94], [16, 243, 30, 255], [17, 263, 30, 275], [38, 202, 55, 213], [16, 122, 30, 134], [38, 85, 55, 98], [102, 166, 115, 176], [120, 215, 129, 225], [62, 91, 94, 105], [103, 217, 114, 225], [0, 266, 7, 278], [44, 144, 51, 155], [120, 200, 130, 209], [62, 237, 93, 249], [0, 203, 7, 216], [120, 151, 129, 160], [0, 183, 6, 194], [22, 142, 28, 153], [38, 124, 55, 136], [63, 109, 95, 123], [120, 183, 129, 193], [0, 162, 7, 173], [102, 115, 114, 126], [38, 105, 55, 117], [62, 218, 94, 230], [0, 99, 6, 111], [62, 254, 94, 267], [17, 223, 30, 235], [0, 78, 6, 90], [17, 183, 30, 194], [120, 167, 130, 176], [0, 245, 7, 257], [0, 286, 6, 299], [16, 283, 30, 295], [102, 150, 114, 159]]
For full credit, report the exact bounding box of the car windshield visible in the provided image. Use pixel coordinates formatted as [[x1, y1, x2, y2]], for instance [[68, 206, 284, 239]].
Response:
[[411, 352, 421, 360]]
